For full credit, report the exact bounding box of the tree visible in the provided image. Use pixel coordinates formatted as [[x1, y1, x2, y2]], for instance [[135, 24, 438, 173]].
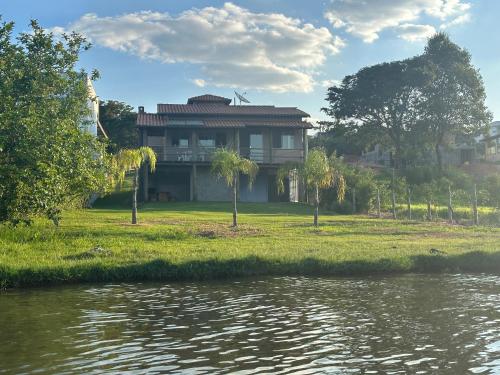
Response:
[[211, 149, 258, 227], [112, 147, 157, 224], [322, 59, 424, 169], [0, 19, 109, 225], [419, 33, 491, 171], [277, 149, 345, 227], [99, 100, 138, 152]]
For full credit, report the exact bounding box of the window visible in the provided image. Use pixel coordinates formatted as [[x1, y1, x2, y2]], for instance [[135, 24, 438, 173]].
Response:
[[199, 136, 215, 147], [172, 134, 190, 147], [281, 134, 295, 149]]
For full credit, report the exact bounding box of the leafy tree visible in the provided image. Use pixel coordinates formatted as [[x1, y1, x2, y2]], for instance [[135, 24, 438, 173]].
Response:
[[322, 59, 424, 169], [112, 147, 156, 224], [0, 19, 109, 225], [419, 33, 491, 170], [99, 100, 138, 152], [211, 149, 258, 227], [278, 149, 346, 226], [310, 120, 369, 156]]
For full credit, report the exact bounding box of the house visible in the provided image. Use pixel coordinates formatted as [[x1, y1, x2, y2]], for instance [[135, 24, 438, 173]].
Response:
[[480, 121, 500, 162], [136, 94, 312, 202]]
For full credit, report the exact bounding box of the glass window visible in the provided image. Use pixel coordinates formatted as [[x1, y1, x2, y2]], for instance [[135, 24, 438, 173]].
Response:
[[172, 135, 190, 147], [281, 134, 295, 149], [199, 136, 215, 147]]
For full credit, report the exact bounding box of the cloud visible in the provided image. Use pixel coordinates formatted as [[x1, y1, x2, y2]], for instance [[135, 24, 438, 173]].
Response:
[[441, 13, 471, 29], [397, 24, 436, 42], [191, 79, 206, 87], [59, 3, 344, 93], [324, 0, 471, 43], [320, 79, 341, 88]]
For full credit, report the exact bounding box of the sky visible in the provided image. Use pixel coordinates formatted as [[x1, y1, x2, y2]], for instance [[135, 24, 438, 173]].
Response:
[[2, 0, 499, 124]]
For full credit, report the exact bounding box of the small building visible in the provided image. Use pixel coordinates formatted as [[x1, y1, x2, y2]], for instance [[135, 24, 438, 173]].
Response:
[[136, 94, 312, 202], [480, 121, 500, 162]]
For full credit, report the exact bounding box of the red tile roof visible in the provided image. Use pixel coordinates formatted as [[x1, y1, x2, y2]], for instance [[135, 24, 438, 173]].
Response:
[[187, 94, 232, 105], [137, 114, 312, 129], [157, 103, 309, 117], [137, 113, 168, 126]]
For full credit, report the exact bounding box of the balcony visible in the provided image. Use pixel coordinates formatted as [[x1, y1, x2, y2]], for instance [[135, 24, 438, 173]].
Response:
[[150, 145, 304, 164]]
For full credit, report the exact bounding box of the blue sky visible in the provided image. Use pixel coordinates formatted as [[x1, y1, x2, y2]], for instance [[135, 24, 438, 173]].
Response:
[[2, 0, 499, 123]]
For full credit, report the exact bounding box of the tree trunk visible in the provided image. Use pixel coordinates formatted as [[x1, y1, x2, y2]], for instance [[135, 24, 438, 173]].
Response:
[[407, 187, 412, 220], [448, 185, 453, 224], [132, 169, 138, 224], [376, 188, 381, 218], [435, 142, 443, 172], [313, 184, 319, 227], [232, 176, 238, 227], [427, 200, 432, 221]]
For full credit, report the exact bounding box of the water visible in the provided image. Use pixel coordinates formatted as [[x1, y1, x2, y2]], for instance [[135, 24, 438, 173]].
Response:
[[1, 274, 499, 374]]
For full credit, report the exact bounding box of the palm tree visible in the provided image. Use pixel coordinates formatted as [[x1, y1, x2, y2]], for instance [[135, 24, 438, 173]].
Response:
[[211, 148, 258, 227], [112, 147, 157, 224], [277, 148, 345, 227]]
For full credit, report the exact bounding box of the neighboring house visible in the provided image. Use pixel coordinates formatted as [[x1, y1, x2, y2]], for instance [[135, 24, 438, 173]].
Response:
[[361, 140, 476, 168], [136, 94, 312, 202], [480, 121, 500, 162], [361, 144, 393, 167]]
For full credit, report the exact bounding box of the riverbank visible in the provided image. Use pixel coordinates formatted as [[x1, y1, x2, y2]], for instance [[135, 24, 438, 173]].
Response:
[[1, 202, 499, 288]]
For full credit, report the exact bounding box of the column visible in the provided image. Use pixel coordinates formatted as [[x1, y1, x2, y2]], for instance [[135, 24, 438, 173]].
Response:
[[268, 129, 273, 164], [192, 164, 198, 201], [163, 128, 167, 161], [191, 129, 197, 162]]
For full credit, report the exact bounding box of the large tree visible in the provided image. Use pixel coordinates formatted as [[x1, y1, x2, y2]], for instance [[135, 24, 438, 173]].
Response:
[[0, 19, 109, 225], [99, 100, 138, 152], [419, 33, 491, 170], [322, 58, 425, 169]]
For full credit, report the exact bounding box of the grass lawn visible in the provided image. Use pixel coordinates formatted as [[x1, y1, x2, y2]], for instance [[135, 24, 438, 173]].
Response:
[[1, 202, 499, 288]]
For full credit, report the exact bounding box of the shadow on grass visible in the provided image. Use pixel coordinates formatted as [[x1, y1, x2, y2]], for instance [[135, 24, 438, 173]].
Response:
[[2, 251, 500, 289], [92, 201, 315, 216]]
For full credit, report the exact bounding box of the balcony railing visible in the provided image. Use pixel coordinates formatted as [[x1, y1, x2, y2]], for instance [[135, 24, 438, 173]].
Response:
[[150, 146, 304, 164]]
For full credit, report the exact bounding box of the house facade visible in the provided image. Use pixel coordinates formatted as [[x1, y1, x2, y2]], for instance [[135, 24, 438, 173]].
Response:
[[137, 94, 312, 202], [481, 121, 500, 162]]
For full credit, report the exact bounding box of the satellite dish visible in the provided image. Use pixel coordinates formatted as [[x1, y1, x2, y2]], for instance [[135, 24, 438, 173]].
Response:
[[234, 91, 250, 105]]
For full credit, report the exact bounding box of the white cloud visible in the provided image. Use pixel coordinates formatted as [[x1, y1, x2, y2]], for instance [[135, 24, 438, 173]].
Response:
[[324, 0, 470, 43], [60, 3, 344, 93], [320, 79, 341, 87], [441, 13, 471, 29], [397, 24, 436, 42], [191, 78, 206, 87]]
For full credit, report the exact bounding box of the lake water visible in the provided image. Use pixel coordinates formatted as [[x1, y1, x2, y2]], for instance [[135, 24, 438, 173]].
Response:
[[1, 275, 499, 374]]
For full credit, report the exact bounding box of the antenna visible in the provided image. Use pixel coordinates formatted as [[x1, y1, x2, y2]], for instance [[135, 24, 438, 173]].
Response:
[[234, 91, 250, 105]]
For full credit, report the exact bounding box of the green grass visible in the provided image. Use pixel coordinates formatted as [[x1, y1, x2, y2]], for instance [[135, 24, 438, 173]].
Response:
[[1, 202, 499, 288]]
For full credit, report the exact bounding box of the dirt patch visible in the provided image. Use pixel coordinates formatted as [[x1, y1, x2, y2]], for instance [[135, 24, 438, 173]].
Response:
[[191, 223, 263, 238]]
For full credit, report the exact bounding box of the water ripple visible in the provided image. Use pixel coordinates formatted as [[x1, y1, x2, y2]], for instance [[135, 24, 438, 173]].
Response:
[[1, 274, 500, 374]]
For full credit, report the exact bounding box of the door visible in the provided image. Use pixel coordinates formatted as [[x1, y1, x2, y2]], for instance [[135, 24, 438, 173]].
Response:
[[249, 133, 264, 162]]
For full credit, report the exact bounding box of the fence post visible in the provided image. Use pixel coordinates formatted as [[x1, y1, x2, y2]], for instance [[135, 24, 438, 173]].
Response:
[[448, 184, 453, 224], [352, 188, 356, 214], [473, 183, 479, 225], [376, 188, 381, 218], [407, 187, 412, 220], [427, 200, 432, 221], [391, 169, 397, 219]]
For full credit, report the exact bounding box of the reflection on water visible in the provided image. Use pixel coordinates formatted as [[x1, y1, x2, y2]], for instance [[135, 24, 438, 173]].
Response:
[[1, 274, 499, 374]]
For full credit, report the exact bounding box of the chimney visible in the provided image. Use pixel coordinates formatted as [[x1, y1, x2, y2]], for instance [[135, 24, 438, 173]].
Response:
[[138, 106, 145, 114]]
